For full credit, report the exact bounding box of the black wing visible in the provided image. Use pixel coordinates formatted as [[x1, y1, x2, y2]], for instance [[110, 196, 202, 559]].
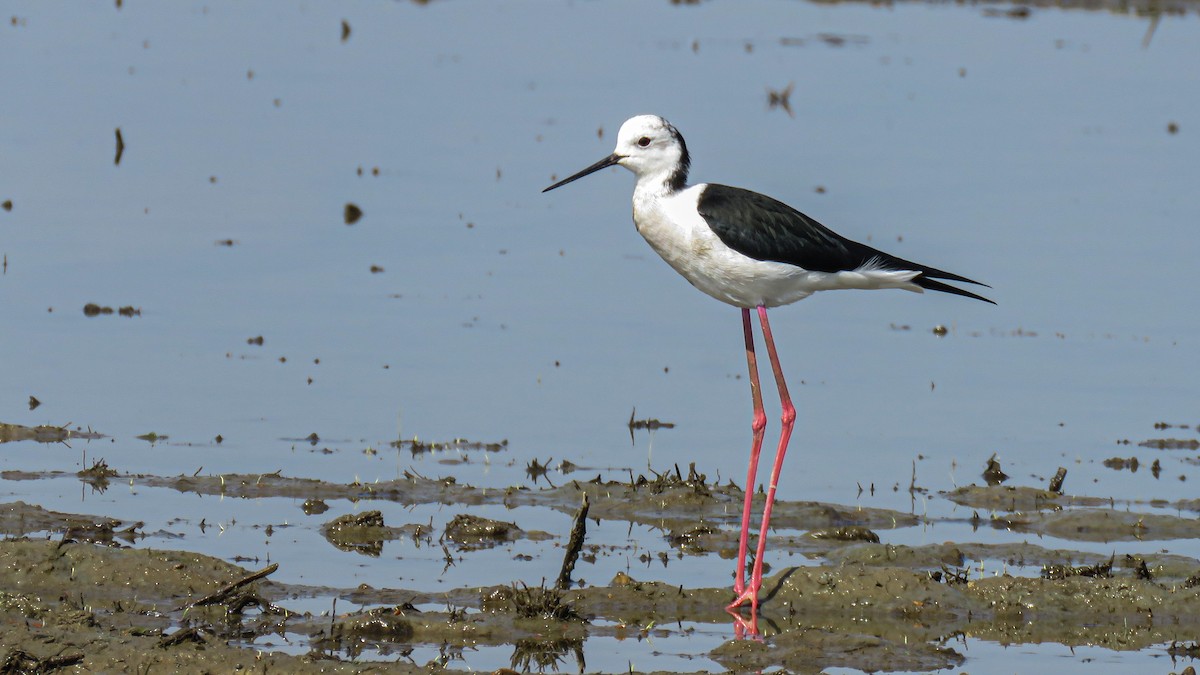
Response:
[[696, 184, 994, 304]]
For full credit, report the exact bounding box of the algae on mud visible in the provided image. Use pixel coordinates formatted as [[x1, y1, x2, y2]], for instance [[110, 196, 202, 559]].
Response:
[[2, 531, 1198, 673]]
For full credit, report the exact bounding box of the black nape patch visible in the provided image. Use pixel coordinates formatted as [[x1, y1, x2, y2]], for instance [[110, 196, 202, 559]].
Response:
[[666, 125, 690, 192]]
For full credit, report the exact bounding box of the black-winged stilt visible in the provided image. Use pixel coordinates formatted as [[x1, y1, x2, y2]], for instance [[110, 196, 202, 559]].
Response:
[[543, 114, 992, 628]]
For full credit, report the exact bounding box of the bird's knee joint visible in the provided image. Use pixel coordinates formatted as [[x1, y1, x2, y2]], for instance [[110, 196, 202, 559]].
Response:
[[751, 412, 767, 432]]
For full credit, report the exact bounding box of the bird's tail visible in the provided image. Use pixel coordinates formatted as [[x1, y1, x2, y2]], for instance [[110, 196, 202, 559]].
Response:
[[914, 273, 995, 304]]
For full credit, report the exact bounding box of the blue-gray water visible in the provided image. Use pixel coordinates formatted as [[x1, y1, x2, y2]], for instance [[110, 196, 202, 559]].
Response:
[[2, 2, 1198, 672]]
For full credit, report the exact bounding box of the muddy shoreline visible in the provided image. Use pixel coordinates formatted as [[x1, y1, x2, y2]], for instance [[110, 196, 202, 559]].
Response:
[[3, 467, 1200, 673]]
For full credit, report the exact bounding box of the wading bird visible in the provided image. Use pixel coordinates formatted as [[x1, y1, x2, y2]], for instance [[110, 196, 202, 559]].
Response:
[[543, 115, 992, 627]]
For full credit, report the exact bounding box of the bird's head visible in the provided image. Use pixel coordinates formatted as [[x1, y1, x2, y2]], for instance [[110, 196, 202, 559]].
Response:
[[543, 114, 690, 193]]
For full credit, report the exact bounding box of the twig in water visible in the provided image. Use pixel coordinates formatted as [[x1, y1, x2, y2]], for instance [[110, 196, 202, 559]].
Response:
[[556, 493, 590, 590]]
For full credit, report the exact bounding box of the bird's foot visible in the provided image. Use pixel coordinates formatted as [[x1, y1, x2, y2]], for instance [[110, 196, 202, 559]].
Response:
[[725, 585, 759, 612]]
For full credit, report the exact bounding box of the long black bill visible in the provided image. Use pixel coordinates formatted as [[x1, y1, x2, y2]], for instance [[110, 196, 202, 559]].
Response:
[[542, 153, 623, 192]]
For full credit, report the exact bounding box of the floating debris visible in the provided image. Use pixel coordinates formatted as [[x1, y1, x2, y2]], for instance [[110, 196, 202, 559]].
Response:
[[526, 457, 553, 484], [982, 453, 1009, 486], [63, 516, 141, 547], [327, 607, 415, 643], [1139, 438, 1200, 450], [114, 127, 125, 165], [442, 514, 523, 550], [1102, 457, 1139, 472], [78, 458, 119, 482], [983, 5, 1032, 18], [807, 526, 881, 543], [1125, 554, 1153, 580], [83, 303, 140, 317], [1167, 641, 1200, 658], [636, 463, 710, 497], [78, 462, 117, 492], [1042, 556, 1113, 580], [509, 581, 582, 622], [767, 82, 794, 117], [344, 202, 363, 225], [390, 436, 508, 456], [27, 396, 40, 411], [1048, 466, 1068, 493], [0, 422, 105, 444], [667, 523, 718, 553], [301, 498, 329, 515], [322, 511, 386, 556], [628, 407, 675, 440]]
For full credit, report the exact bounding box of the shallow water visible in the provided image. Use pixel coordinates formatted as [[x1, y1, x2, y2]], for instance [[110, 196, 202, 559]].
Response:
[[2, 0, 1199, 672]]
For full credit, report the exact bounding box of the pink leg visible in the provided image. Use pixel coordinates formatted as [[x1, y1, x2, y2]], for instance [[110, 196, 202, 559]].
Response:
[[729, 306, 796, 615], [730, 308, 766, 597]]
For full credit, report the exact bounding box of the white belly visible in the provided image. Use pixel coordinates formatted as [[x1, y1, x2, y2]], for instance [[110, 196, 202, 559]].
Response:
[[632, 185, 922, 309]]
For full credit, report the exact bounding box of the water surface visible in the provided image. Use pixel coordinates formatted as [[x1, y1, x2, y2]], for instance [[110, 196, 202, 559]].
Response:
[[2, 1, 1198, 671]]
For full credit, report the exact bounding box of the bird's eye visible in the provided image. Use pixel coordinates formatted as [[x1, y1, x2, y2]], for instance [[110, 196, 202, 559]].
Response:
[[637, 137, 651, 147]]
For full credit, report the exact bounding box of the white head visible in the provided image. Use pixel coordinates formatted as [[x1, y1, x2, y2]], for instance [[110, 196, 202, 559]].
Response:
[[543, 114, 691, 194]]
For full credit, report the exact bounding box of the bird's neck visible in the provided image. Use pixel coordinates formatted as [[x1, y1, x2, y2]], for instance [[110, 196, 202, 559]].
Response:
[[632, 166, 688, 200]]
